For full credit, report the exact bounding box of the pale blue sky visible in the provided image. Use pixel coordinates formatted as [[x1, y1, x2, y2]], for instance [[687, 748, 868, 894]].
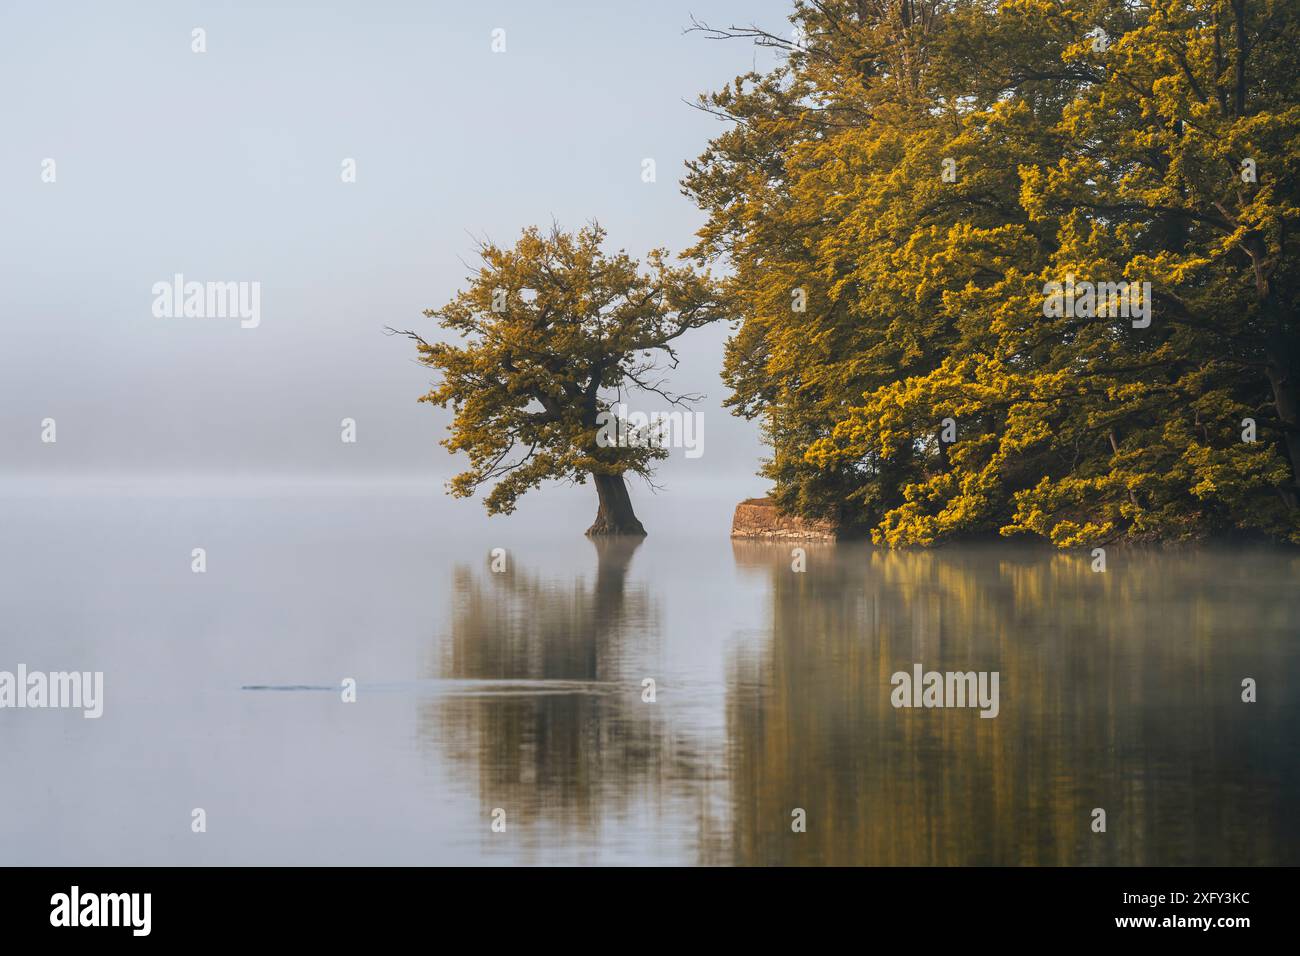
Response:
[[0, 0, 792, 495]]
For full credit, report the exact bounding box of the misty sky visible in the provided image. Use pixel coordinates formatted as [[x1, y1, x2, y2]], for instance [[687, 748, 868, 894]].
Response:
[[0, 0, 792, 496]]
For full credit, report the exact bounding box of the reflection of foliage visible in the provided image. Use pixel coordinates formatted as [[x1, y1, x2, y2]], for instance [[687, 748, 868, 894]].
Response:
[[418, 539, 728, 862], [727, 543, 1300, 865], [417, 539, 1297, 864]]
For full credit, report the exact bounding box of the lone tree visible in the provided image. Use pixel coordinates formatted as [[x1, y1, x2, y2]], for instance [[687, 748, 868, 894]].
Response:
[[392, 224, 721, 536]]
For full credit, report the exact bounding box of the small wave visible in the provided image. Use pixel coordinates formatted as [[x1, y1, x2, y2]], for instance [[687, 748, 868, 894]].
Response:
[[240, 679, 621, 697]]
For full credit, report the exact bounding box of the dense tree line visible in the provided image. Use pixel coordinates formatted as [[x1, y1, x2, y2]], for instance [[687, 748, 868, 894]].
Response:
[[685, 0, 1300, 546]]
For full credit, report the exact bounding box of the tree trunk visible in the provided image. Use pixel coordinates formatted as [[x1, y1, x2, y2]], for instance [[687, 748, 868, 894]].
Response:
[[586, 472, 646, 536], [1264, 352, 1300, 510], [1108, 429, 1141, 510]]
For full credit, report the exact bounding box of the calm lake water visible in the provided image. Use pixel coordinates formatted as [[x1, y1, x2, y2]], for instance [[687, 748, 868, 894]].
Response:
[[2, 483, 1297, 865]]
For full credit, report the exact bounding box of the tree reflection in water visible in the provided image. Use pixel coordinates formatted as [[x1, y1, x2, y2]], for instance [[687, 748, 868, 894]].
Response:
[[420, 539, 1299, 865], [419, 538, 729, 864]]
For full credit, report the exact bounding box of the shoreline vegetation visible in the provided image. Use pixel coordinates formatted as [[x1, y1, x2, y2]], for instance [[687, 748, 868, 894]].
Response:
[[404, 2, 1300, 549], [729, 497, 1300, 548], [683, 1, 1300, 550]]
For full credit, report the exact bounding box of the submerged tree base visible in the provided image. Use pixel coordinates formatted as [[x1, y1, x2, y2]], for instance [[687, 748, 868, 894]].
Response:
[[585, 517, 648, 537], [587, 473, 647, 537]]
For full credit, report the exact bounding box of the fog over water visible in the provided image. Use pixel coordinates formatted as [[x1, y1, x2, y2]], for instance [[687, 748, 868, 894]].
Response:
[[1, 0, 784, 485], [2, 1, 1297, 868], [1, 491, 1297, 865]]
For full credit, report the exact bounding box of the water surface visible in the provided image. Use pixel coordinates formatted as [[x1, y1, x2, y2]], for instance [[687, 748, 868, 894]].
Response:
[[1, 485, 1296, 865]]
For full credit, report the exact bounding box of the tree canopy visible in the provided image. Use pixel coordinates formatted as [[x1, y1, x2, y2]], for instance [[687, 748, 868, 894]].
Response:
[[685, 0, 1300, 546], [395, 224, 721, 534]]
